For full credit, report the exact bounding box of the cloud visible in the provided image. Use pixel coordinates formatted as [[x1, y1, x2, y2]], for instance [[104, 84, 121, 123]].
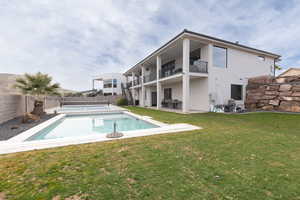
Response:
[[0, 0, 299, 90]]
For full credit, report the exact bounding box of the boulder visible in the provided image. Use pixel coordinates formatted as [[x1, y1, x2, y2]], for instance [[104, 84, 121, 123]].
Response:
[[262, 95, 276, 100], [262, 105, 274, 111], [292, 92, 300, 97], [269, 100, 280, 106], [245, 103, 257, 110], [292, 85, 300, 92], [279, 101, 300, 112], [279, 91, 293, 96], [265, 91, 279, 96], [246, 84, 260, 90], [248, 76, 274, 84], [279, 84, 292, 91], [276, 78, 286, 84], [266, 85, 280, 91], [280, 96, 293, 101], [285, 76, 300, 83]]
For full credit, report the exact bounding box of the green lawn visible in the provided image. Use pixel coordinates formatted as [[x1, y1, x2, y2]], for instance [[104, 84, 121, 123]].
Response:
[[1, 107, 300, 200]]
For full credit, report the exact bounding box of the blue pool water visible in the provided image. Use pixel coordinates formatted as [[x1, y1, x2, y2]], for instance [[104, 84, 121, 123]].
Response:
[[27, 113, 158, 141]]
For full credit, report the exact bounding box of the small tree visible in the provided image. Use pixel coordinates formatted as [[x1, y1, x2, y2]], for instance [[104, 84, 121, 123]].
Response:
[[14, 72, 60, 116], [275, 64, 282, 72]]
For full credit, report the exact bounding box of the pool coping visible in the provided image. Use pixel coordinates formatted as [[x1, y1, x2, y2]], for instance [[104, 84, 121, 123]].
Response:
[[0, 110, 201, 155]]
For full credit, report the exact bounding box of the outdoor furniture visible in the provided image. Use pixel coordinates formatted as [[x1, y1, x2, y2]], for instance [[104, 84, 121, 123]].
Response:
[[161, 99, 182, 109]]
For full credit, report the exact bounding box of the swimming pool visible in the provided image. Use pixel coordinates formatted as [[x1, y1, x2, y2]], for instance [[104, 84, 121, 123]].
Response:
[[26, 113, 158, 141]]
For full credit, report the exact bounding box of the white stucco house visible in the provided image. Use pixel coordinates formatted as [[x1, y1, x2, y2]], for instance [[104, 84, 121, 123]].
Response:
[[92, 73, 125, 96], [123, 29, 281, 113]]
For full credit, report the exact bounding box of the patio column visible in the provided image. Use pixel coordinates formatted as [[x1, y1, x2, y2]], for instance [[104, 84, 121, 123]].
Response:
[[141, 66, 145, 107], [156, 55, 162, 109], [182, 38, 190, 113], [131, 72, 135, 106], [207, 43, 213, 73]]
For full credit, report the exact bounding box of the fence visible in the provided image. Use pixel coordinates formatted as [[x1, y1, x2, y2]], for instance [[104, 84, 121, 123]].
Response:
[[61, 95, 122, 105]]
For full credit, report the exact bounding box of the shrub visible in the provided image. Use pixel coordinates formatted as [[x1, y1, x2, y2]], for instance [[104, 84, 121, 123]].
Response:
[[117, 97, 128, 106]]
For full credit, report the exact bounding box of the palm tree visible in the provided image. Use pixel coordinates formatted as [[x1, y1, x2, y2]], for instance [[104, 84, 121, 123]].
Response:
[[14, 72, 60, 116]]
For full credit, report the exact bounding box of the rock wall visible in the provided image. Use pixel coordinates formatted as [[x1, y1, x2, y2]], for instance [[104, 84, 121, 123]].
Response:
[[245, 75, 300, 112]]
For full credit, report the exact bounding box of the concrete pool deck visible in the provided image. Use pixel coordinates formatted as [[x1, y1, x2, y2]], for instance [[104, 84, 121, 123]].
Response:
[[0, 106, 202, 155]]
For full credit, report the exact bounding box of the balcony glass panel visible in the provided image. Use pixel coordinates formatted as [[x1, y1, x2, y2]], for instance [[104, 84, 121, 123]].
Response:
[[143, 73, 157, 83], [189, 60, 208, 73]]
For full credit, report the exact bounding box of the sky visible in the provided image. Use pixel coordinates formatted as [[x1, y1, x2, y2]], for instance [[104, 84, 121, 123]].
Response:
[[0, 0, 299, 91]]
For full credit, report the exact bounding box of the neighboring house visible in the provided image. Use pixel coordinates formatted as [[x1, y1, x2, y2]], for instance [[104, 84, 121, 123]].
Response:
[[123, 29, 281, 113], [92, 73, 125, 96], [278, 68, 300, 77]]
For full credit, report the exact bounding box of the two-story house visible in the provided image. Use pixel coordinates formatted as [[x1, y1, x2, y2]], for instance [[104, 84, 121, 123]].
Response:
[[123, 29, 281, 113]]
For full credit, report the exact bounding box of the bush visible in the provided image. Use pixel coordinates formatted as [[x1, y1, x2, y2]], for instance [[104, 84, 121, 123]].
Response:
[[117, 97, 128, 106]]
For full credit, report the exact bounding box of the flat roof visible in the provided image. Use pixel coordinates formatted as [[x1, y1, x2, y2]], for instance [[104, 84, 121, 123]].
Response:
[[124, 29, 281, 75]]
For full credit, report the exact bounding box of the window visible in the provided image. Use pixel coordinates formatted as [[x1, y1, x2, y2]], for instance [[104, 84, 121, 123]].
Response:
[[113, 79, 117, 88], [103, 80, 112, 88], [258, 56, 265, 61], [213, 46, 227, 68], [164, 88, 172, 100], [231, 84, 243, 100], [104, 79, 117, 88], [161, 60, 176, 77], [190, 48, 201, 65]]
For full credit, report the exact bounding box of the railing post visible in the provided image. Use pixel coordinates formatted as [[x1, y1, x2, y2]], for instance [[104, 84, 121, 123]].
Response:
[[156, 56, 162, 109], [141, 66, 145, 107], [131, 72, 135, 106]]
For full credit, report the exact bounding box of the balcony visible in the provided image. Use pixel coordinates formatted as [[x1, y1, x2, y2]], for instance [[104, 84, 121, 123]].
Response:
[[143, 73, 157, 83], [159, 68, 182, 79], [133, 77, 141, 86], [126, 82, 132, 88], [189, 60, 208, 73]]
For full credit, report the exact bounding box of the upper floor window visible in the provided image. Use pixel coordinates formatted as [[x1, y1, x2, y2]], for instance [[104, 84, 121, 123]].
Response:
[[258, 56, 265, 61], [113, 79, 117, 88], [103, 80, 112, 88], [213, 46, 227, 68]]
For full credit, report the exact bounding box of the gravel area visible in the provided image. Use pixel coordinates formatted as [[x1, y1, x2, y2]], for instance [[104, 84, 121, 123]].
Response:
[[0, 114, 57, 141]]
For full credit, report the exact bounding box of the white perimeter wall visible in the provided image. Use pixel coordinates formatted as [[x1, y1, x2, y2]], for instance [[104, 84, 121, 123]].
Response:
[[0, 95, 60, 124]]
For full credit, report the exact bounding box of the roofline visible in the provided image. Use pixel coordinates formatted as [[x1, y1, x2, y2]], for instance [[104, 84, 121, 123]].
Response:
[[124, 29, 281, 75]]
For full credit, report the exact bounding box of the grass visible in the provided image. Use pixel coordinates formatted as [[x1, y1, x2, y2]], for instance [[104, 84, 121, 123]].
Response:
[[1, 107, 300, 199]]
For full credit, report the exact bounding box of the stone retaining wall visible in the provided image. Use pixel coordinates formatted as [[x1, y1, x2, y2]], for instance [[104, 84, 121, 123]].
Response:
[[245, 75, 300, 112], [0, 95, 60, 124]]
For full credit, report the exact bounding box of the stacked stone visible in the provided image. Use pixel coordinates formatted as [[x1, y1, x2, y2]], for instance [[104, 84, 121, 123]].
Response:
[[245, 75, 300, 112]]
